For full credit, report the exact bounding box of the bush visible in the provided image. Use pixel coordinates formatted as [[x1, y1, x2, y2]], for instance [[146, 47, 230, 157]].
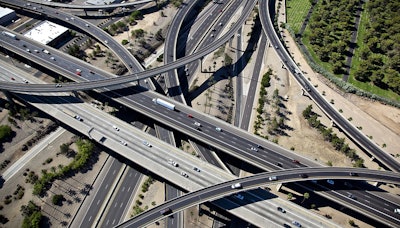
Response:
[[0, 125, 12, 142], [121, 39, 129, 45], [52, 194, 64, 206]]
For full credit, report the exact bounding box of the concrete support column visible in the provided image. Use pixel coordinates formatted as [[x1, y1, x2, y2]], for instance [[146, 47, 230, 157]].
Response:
[[2, 90, 14, 104]]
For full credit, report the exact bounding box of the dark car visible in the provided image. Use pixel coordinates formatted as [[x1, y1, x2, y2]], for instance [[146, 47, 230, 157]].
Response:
[[277, 207, 286, 213], [160, 208, 172, 215], [299, 174, 308, 178], [349, 172, 357, 176], [292, 160, 300, 164]]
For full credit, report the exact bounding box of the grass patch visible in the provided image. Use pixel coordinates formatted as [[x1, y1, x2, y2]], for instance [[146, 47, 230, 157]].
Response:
[[348, 5, 400, 101], [286, 0, 312, 34], [302, 29, 336, 75]]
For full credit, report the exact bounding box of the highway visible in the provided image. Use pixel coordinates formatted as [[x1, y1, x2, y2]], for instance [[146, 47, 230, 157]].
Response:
[[1, 0, 143, 74], [1, 0, 400, 226], [0, 0, 259, 92], [117, 167, 400, 227], [258, 0, 400, 172], [26, 0, 153, 10], [2, 30, 399, 226], [0, 61, 338, 228], [4, 0, 398, 176]]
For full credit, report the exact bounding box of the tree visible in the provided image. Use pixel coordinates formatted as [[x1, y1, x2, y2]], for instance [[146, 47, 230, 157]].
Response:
[[287, 193, 293, 200], [0, 125, 12, 142], [60, 143, 69, 155], [52, 194, 65, 206], [302, 192, 310, 203]]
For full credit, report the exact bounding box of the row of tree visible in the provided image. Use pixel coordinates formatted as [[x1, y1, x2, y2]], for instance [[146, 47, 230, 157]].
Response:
[[32, 139, 94, 196], [302, 105, 364, 167], [306, 0, 361, 74], [353, 0, 400, 95]]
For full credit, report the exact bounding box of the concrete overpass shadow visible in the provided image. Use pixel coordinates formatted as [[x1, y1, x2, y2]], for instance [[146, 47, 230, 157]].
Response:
[[211, 187, 278, 211]]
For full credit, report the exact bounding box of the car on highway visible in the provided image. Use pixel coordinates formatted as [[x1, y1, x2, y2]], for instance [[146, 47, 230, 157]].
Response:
[[269, 176, 277, 181], [292, 159, 300, 164], [180, 171, 189, 178], [120, 140, 127, 146], [194, 122, 201, 127], [160, 208, 172, 215], [292, 221, 301, 227], [85, 24, 89, 27], [112, 125, 120, 131], [277, 207, 285, 213], [22, 79, 28, 83], [143, 141, 152, 147], [168, 159, 178, 167], [276, 162, 282, 167], [347, 193, 356, 199], [299, 174, 308, 178], [187, 114, 193, 118], [50, 56, 55, 61], [250, 147, 258, 152], [349, 172, 357, 176], [231, 183, 242, 189], [76, 69, 82, 76], [394, 208, 400, 214], [90, 70, 95, 74], [234, 194, 244, 200], [10, 77, 15, 81], [26, 48, 30, 52], [193, 167, 200, 172], [55, 84, 62, 88], [75, 115, 83, 121], [215, 127, 222, 132]]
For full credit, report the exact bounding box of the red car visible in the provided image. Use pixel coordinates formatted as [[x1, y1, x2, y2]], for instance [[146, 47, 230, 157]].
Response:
[[292, 159, 300, 164], [187, 114, 193, 118]]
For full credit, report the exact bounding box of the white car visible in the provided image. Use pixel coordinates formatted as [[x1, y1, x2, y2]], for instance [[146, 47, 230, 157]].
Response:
[[394, 208, 400, 214], [269, 176, 277, 181], [168, 159, 178, 167], [327, 179, 335, 185], [194, 122, 201, 127], [180, 171, 189, 178], [250, 147, 258, 152], [215, 127, 222, 132], [143, 141, 151, 147], [231, 183, 241, 189], [120, 140, 127, 146], [112, 125, 120, 131]]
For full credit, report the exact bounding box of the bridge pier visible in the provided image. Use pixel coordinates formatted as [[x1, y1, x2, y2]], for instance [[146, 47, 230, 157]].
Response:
[[199, 57, 203, 73], [276, 183, 282, 191], [72, 91, 80, 98], [2, 90, 14, 105]]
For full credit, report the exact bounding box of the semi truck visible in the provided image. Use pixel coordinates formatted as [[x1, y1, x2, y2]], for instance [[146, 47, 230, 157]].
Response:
[[152, 98, 175, 110], [63, 109, 83, 121], [2, 31, 17, 40]]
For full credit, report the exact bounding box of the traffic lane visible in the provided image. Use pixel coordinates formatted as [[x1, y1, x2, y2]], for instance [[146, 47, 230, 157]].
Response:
[[120, 168, 398, 227], [115, 89, 306, 171], [80, 158, 123, 228], [101, 168, 142, 227]]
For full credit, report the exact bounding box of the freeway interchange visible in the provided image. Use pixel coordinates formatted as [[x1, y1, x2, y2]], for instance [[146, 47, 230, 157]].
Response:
[[0, 0, 400, 227]]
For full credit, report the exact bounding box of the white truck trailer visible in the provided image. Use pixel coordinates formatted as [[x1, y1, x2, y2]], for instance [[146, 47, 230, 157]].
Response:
[[152, 98, 175, 110], [2, 31, 17, 39]]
